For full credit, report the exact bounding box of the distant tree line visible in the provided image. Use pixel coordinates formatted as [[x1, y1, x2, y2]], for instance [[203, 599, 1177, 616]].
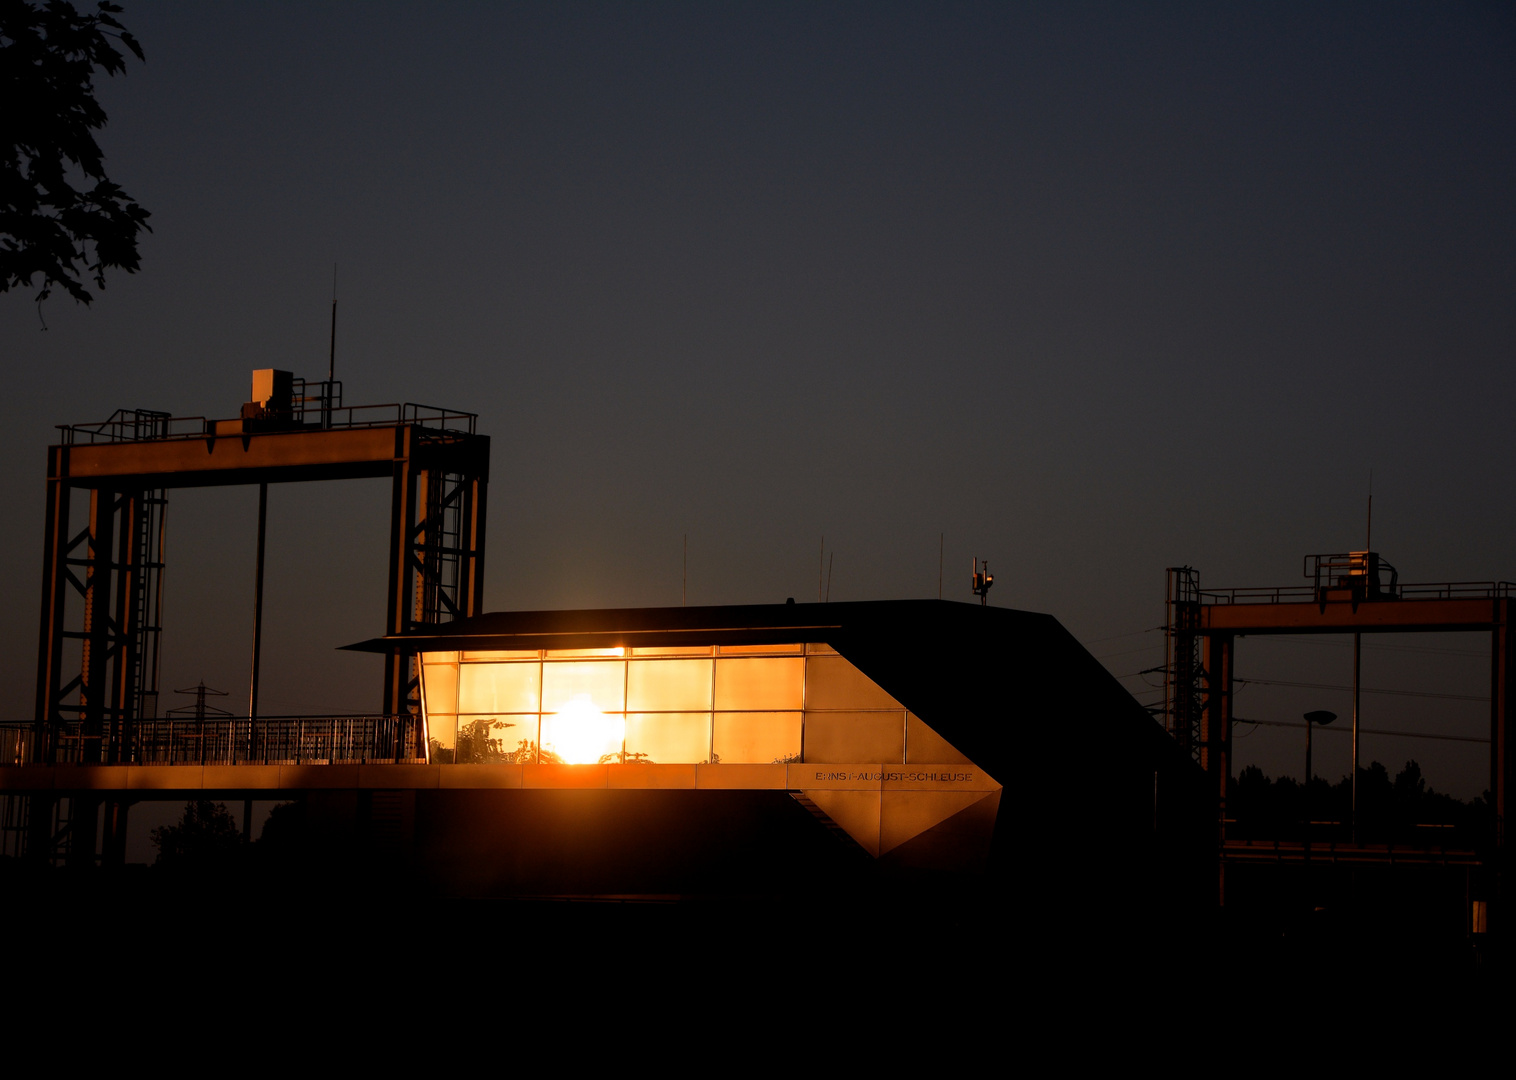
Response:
[[1228, 759, 1491, 848], [151, 799, 302, 870]]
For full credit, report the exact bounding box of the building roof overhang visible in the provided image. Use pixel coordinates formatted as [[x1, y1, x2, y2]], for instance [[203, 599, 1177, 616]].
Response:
[[344, 598, 968, 654]]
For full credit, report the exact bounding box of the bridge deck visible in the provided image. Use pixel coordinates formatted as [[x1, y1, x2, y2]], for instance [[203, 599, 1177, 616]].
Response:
[[1222, 838, 1481, 866], [0, 762, 999, 796]]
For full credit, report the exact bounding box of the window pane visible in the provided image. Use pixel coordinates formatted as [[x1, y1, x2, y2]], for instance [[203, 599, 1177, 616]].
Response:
[[456, 716, 538, 764], [541, 660, 626, 713], [632, 646, 713, 656], [540, 707, 624, 765], [462, 649, 539, 661], [421, 662, 458, 717], [718, 643, 802, 655], [458, 662, 541, 715], [805, 642, 837, 654], [545, 647, 626, 658], [803, 655, 901, 710], [802, 711, 905, 763], [627, 658, 713, 712], [625, 713, 711, 764], [421, 650, 460, 664], [427, 714, 457, 764], [714, 657, 805, 711], [713, 711, 801, 764], [494, 716, 539, 763]]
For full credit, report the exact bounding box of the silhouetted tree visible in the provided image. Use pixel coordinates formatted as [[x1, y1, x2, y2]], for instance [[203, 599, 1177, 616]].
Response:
[[151, 800, 242, 866], [258, 800, 303, 847], [1, 1, 151, 307], [1228, 758, 1491, 846]]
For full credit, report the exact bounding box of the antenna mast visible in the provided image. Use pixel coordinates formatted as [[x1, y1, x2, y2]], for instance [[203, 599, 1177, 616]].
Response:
[[1365, 468, 1373, 550], [322, 264, 337, 429], [328, 264, 338, 384]]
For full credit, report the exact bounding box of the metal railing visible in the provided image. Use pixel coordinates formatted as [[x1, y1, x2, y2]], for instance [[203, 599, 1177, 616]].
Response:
[[58, 408, 201, 444], [1199, 581, 1516, 605], [0, 717, 426, 767], [59, 401, 476, 444]]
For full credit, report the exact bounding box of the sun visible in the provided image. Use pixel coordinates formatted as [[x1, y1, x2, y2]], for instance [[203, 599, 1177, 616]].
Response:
[[542, 693, 625, 764]]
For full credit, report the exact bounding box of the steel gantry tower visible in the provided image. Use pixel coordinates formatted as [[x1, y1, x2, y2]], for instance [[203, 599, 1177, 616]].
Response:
[[25, 380, 489, 862]]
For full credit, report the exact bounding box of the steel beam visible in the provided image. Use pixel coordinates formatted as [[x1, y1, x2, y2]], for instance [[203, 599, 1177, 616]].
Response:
[[58, 427, 406, 486], [1200, 598, 1503, 635]]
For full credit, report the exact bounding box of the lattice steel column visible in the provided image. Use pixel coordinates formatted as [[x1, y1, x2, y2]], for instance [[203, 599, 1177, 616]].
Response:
[[1201, 632, 1233, 904], [1164, 567, 1204, 762], [383, 427, 489, 754], [79, 490, 114, 759], [33, 451, 72, 764], [108, 491, 143, 762], [383, 438, 419, 733]]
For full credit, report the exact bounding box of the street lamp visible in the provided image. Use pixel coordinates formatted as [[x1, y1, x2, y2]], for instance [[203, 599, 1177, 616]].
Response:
[[1303, 709, 1337, 788], [1303, 710, 1337, 847]]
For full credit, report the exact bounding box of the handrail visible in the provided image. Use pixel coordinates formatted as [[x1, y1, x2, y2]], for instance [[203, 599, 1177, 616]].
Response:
[[58, 402, 477, 444], [0, 716, 426, 766], [1198, 581, 1516, 605]]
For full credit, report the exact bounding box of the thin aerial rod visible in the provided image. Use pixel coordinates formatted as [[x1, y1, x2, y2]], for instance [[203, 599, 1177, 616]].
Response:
[[1365, 468, 1373, 550], [826, 551, 834, 603], [328, 264, 338, 384], [324, 265, 338, 429]]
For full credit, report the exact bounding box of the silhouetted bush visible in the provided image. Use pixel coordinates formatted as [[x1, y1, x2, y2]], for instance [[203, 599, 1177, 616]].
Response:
[[150, 800, 242, 866]]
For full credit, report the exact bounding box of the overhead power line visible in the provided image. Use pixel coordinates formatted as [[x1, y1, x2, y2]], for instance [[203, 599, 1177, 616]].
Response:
[[1083, 626, 1163, 646], [1234, 677, 1487, 703], [1257, 637, 1488, 659], [1234, 716, 1488, 745]]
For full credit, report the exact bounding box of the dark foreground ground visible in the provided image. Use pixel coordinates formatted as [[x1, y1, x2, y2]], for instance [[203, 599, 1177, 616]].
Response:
[[1, 855, 1495, 985], [1, 789, 1500, 1035]]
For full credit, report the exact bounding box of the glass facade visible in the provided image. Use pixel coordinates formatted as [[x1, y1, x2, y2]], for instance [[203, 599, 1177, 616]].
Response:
[[420, 642, 970, 766]]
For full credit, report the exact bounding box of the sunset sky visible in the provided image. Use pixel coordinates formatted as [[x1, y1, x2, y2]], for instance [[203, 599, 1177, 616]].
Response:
[[3, 3, 1512, 797]]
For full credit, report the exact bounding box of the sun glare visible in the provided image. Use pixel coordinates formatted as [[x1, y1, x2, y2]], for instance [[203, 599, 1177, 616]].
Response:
[[542, 693, 625, 764]]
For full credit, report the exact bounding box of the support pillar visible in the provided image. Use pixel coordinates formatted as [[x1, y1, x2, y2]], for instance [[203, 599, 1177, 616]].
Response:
[[1352, 632, 1361, 844], [463, 473, 487, 618], [248, 482, 268, 763], [79, 489, 114, 762], [1493, 598, 1512, 933], [34, 455, 71, 765], [1202, 633, 1233, 903], [383, 432, 420, 722], [108, 491, 144, 763], [101, 798, 130, 866]]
